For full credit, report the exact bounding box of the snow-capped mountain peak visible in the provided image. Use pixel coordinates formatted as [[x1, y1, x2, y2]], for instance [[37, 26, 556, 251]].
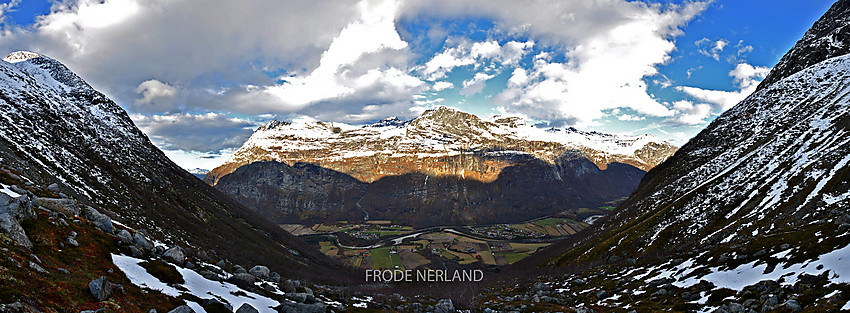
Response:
[[2, 51, 41, 63], [206, 105, 678, 184]]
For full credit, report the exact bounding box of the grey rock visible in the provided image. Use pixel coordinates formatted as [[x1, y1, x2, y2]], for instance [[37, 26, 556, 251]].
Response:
[[229, 273, 256, 288], [783, 300, 801, 312], [88, 276, 112, 301], [47, 183, 60, 193], [282, 279, 297, 293], [117, 229, 132, 244], [236, 303, 260, 313], [29, 261, 48, 274], [0, 193, 11, 207], [596, 290, 608, 299], [199, 270, 221, 281], [185, 261, 195, 269], [153, 245, 165, 256], [0, 213, 32, 248], [304, 286, 313, 295], [249, 265, 270, 279], [35, 198, 79, 216], [167, 305, 195, 313], [277, 302, 325, 313], [57, 268, 71, 275], [84, 207, 113, 233], [66, 237, 79, 247], [149, 310, 157, 313], [727, 302, 743, 313], [216, 260, 226, 268], [269, 271, 281, 283], [201, 298, 233, 311], [162, 246, 185, 265], [234, 264, 247, 274], [128, 245, 144, 258], [132, 233, 154, 253], [435, 299, 454, 313], [286, 293, 309, 303]]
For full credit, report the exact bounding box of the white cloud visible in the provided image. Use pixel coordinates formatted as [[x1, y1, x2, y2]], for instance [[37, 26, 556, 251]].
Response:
[[507, 68, 528, 87], [671, 99, 712, 125], [134, 79, 178, 112], [231, 0, 423, 112], [696, 38, 729, 61], [735, 40, 753, 57], [618, 114, 646, 121], [461, 72, 495, 96], [432, 81, 454, 91], [489, 1, 708, 127], [419, 39, 533, 80], [678, 62, 771, 111], [0, 0, 21, 24]]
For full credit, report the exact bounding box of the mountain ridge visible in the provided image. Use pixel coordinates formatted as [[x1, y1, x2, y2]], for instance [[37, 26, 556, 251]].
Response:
[[205, 105, 678, 186], [0, 50, 355, 283]]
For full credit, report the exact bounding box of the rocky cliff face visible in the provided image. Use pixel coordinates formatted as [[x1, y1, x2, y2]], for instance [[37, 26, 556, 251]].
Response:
[[0, 51, 352, 282], [215, 154, 646, 227], [205, 106, 677, 186]]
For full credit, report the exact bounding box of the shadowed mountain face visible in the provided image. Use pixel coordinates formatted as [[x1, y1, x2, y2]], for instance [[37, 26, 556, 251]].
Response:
[[0, 51, 354, 283], [214, 152, 645, 227]]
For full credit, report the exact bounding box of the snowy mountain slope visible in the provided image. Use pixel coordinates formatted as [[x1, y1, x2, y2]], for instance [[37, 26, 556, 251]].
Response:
[[510, 0, 850, 307], [0, 51, 353, 282], [206, 106, 677, 185], [481, 3, 850, 311]]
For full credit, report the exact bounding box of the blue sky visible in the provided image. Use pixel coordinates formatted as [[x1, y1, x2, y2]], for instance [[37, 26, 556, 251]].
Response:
[[0, 0, 837, 170]]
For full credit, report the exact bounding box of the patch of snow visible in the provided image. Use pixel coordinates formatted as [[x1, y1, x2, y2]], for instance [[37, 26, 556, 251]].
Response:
[[112, 254, 180, 296], [112, 254, 280, 312], [186, 301, 207, 313], [0, 184, 22, 198]]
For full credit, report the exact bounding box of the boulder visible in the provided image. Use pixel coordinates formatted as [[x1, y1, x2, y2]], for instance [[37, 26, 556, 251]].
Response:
[[167, 305, 195, 313], [117, 229, 133, 244], [201, 298, 232, 312], [435, 299, 454, 313], [281, 279, 297, 293], [228, 273, 256, 288], [269, 271, 281, 283], [286, 293, 308, 304], [34, 198, 79, 216], [162, 246, 185, 265], [47, 183, 60, 193], [235, 303, 259, 313], [88, 276, 112, 301], [248, 265, 270, 279], [29, 261, 48, 274], [0, 213, 32, 248], [128, 245, 144, 258], [84, 207, 113, 233], [133, 233, 154, 253], [65, 237, 79, 247], [234, 265, 247, 274], [277, 302, 325, 313]]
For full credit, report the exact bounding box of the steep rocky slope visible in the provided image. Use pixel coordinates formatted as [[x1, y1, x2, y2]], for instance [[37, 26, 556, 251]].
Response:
[[492, 1, 850, 311], [0, 51, 353, 283]]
